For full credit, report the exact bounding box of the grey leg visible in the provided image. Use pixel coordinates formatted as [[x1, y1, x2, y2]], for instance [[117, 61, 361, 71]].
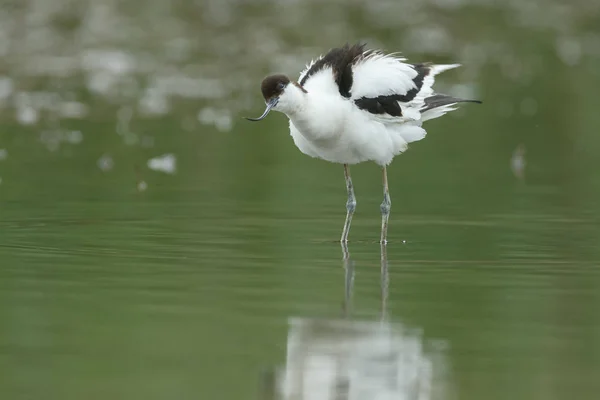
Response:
[[380, 166, 391, 244], [341, 164, 356, 243]]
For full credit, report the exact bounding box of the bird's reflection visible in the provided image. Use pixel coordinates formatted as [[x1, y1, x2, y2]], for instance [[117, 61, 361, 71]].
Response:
[[264, 243, 450, 400], [380, 242, 389, 321], [342, 241, 388, 321], [341, 241, 354, 317]]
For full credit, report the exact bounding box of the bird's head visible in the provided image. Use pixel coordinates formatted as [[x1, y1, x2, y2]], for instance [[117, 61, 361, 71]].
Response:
[[246, 74, 306, 121]]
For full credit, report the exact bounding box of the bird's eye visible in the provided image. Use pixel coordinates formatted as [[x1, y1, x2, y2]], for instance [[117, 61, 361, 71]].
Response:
[[277, 82, 285, 91]]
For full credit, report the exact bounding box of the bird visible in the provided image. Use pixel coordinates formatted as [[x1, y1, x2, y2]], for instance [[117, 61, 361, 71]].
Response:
[[246, 43, 481, 244]]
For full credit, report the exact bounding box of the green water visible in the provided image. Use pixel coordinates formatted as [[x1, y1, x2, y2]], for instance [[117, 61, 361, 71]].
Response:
[[1, 0, 600, 399]]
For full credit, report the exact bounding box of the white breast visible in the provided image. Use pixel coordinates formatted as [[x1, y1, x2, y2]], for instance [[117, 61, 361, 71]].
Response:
[[287, 92, 415, 166]]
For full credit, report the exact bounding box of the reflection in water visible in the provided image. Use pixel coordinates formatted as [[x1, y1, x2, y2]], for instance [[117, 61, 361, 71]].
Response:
[[511, 144, 527, 182], [268, 244, 450, 400], [380, 243, 389, 322], [342, 242, 354, 318]]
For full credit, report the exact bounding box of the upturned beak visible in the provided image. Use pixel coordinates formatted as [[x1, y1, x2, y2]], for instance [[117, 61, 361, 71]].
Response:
[[245, 97, 279, 121]]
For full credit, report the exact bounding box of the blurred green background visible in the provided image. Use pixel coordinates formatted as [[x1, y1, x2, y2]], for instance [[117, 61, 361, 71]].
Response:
[[1, 0, 599, 399]]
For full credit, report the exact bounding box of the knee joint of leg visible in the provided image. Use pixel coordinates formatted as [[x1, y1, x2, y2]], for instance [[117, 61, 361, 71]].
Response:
[[380, 200, 391, 215], [346, 199, 357, 213]]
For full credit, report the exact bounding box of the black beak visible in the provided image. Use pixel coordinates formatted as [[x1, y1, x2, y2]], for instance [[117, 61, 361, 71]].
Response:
[[245, 97, 279, 121]]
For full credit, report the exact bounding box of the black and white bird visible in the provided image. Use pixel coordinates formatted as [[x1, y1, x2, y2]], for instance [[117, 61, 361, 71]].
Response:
[[247, 43, 481, 244]]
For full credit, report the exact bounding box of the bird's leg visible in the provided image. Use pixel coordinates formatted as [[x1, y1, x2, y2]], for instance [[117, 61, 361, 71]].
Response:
[[380, 166, 391, 244], [341, 164, 356, 243]]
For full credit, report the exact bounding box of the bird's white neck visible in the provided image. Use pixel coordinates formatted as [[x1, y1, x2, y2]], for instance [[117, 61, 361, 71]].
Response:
[[275, 83, 309, 117]]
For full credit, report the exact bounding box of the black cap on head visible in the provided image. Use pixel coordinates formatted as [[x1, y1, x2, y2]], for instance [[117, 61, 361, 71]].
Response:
[[260, 74, 290, 101], [245, 74, 293, 122]]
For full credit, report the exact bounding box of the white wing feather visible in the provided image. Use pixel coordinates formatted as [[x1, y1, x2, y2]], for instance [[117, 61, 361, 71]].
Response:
[[353, 56, 461, 123], [349, 52, 418, 100], [297, 48, 463, 124]]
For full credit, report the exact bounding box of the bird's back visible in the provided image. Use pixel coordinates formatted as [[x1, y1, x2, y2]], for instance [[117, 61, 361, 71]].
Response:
[[298, 43, 479, 125]]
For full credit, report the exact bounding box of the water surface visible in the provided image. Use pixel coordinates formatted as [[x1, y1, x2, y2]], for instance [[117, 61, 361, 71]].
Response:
[[1, 0, 600, 399]]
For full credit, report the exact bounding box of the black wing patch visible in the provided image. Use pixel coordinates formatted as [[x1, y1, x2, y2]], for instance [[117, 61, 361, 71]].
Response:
[[354, 95, 404, 117], [354, 63, 432, 117], [401, 63, 430, 102], [300, 43, 367, 98]]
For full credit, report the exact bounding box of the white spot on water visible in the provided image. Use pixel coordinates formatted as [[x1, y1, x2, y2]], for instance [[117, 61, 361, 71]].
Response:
[[65, 130, 83, 144], [511, 144, 526, 181], [198, 107, 233, 132], [138, 88, 170, 116], [556, 36, 582, 66], [59, 101, 89, 119], [97, 154, 114, 171], [0, 149, 7, 161], [82, 50, 136, 75], [87, 71, 119, 96], [16, 106, 39, 125], [0, 77, 13, 101], [147, 153, 176, 174], [137, 180, 148, 192]]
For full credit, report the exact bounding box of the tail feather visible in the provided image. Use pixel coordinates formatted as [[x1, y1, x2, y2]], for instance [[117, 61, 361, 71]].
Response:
[[409, 63, 462, 109], [420, 94, 482, 122], [421, 94, 482, 112], [429, 63, 461, 75], [407, 62, 481, 123]]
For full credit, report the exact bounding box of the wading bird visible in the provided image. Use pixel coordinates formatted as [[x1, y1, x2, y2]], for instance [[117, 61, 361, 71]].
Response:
[[247, 43, 480, 243]]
